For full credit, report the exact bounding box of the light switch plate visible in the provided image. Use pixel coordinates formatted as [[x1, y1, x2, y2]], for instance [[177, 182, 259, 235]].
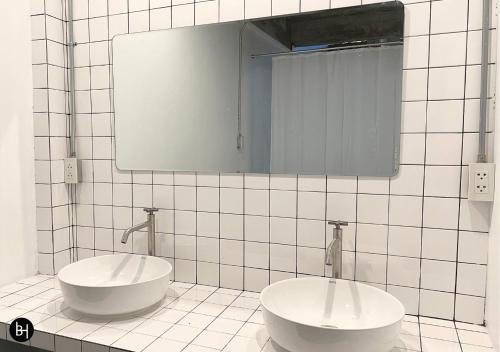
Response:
[[468, 163, 495, 202]]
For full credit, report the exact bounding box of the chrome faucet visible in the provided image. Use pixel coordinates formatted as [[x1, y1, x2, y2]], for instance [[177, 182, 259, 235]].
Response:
[[121, 207, 158, 256], [326, 220, 348, 279]]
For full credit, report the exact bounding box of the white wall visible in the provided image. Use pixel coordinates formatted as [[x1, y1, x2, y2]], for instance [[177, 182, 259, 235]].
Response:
[[0, 0, 38, 286], [487, 2, 500, 344]]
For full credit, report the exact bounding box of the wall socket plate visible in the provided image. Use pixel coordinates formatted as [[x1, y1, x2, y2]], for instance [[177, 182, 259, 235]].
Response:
[[468, 163, 495, 202], [64, 157, 81, 184]]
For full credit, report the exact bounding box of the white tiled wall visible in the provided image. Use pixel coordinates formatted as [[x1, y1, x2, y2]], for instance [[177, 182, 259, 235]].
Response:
[[30, 0, 496, 324], [31, 0, 74, 275]]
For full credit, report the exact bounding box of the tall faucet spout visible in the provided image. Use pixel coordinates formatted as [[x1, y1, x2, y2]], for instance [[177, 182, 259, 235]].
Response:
[[326, 220, 348, 279], [121, 221, 149, 244]]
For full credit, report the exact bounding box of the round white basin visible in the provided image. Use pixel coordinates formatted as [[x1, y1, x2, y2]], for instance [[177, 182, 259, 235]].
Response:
[[260, 277, 405, 352], [58, 254, 172, 315]]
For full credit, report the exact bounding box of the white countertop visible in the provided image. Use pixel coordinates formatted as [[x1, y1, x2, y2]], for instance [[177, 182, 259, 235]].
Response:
[[0, 275, 494, 352]]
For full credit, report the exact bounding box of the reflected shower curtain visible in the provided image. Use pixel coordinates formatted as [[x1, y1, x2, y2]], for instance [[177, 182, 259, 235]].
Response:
[[270, 46, 403, 176]]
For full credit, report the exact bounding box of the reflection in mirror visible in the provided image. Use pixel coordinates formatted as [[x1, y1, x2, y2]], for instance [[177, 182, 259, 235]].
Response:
[[113, 2, 404, 176]]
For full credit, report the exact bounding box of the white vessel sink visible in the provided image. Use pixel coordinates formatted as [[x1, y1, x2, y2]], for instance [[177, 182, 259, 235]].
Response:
[[58, 254, 172, 315], [260, 277, 405, 352]]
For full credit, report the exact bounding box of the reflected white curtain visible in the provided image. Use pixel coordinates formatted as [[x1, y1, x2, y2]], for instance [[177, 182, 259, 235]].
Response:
[[270, 46, 402, 176]]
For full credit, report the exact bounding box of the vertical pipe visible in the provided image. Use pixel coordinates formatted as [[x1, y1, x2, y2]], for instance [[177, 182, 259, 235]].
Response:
[[478, 0, 491, 162], [67, 0, 77, 157]]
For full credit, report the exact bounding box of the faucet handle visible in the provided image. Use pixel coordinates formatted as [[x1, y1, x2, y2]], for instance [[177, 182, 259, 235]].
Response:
[[328, 220, 348, 229], [143, 207, 159, 214]]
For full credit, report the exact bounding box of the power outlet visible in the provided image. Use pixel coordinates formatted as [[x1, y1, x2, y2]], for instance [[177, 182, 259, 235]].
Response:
[[64, 157, 81, 184], [468, 163, 495, 202]]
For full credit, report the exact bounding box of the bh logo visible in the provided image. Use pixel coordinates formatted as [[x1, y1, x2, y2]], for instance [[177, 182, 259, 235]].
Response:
[[9, 318, 34, 342]]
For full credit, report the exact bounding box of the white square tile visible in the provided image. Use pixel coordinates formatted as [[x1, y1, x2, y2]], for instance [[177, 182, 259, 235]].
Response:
[[245, 0, 271, 18], [420, 325, 458, 342], [245, 242, 269, 269], [207, 317, 244, 335], [297, 219, 325, 248], [220, 188, 243, 214], [425, 134, 462, 165], [197, 212, 219, 238], [220, 214, 243, 240], [270, 217, 296, 245], [297, 246, 324, 275], [301, 0, 330, 12], [161, 324, 202, 343], [220, 239, 243, 266], [192, 330, 233, 350], [455, 295, 486, 325], [428, 67, 466, 100], [220, 265, 243, 290], [357, 224, 388, 254], [423, 197, 460, 229], [421, 259, 456, 292], [387, 286, 420, 316], [390, 165, 424, 196], [404, 36, 429, 69], [355, 253, 387, 284], [197, 187, 219, 212], [389, 196, 422, 227], [457, 263, 487, 296], [459, 200, 491, 232], [150, 7, 172, 30], [244, 268, 269, 292], [387, 256, 420, 288], [431, 0, 468, 34], [429, 32, 467, 67], [272, 0, 300, 15], [326, 193, 356, 222], [175, 186, 196, 211], [458, 231, 488, 264], [172, 4, 195, 28], [357, 194, 389, 224], [220, 0, 244, 21], [427, 100, 464, 133], [195, 1, 218, 25], [179, 313, 214, 329], [245, 189, 269, 216], [422, 228, 457, 261], [175, 235, 196, 260], [404, 2, 430, 36], [143, 338, 186, 352], [112, 332, 157, 351], [175, 259, 197, 283], [197, 237, 219, 263], [297, 176, 325, 192], [419, 290, 455, 320], [270, 190, 296, 218], [270, 244, 296, 272], [327, 176, 357, 193], [270, 175, 297, 191], [297, 191, 326, 220], [244, 215, 269, 242], [424, 166, 461, 197]]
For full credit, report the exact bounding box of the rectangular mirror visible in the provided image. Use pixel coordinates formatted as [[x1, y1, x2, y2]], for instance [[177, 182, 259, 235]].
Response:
[[113, 2, 404, 176]]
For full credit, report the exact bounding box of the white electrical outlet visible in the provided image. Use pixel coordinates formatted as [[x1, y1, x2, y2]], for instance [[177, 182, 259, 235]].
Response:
[[468, 163, 495, 202], [64, 157, 81, 184]]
